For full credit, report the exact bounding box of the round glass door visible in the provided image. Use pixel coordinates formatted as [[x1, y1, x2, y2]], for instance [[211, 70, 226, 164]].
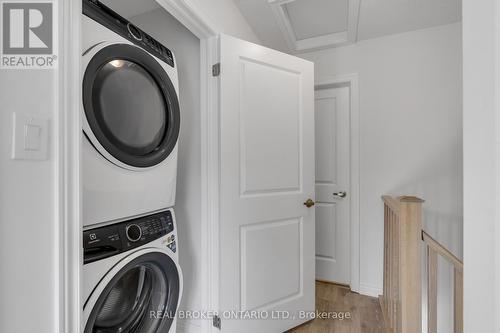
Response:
[[83, 44, 180, 168], [84, 252, 180, 333]]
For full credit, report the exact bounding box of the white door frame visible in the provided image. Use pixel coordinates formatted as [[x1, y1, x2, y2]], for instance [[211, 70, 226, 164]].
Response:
[[58, 1, 82, 332], [315, 74, 360, 293], [154, 2, 221, 332], [60, 1, 221, 333]]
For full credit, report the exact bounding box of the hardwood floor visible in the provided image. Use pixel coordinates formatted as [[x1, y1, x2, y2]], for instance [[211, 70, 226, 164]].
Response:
[[287, 281, 385, 333]]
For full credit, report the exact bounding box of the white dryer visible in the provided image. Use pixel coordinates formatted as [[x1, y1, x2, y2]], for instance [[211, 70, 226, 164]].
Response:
[[82, 0, 180, 226], [83, 209, 182, 333]]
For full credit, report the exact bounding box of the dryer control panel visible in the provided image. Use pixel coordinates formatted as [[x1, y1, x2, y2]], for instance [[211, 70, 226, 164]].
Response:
[[83, 0, 175, 67], [83, 210, 174, 264]]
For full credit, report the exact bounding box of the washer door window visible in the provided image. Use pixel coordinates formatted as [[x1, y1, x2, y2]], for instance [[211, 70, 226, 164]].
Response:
[[84, 252, 180, 333], [83, 44, 180, 168]]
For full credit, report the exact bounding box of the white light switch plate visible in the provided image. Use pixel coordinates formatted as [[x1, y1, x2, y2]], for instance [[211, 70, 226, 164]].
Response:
[[12, 113, 49, 160]]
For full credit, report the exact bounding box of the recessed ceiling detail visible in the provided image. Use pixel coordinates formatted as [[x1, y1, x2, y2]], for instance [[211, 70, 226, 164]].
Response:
[[268, 0, 360, 53], [286, 0, 349, 40]]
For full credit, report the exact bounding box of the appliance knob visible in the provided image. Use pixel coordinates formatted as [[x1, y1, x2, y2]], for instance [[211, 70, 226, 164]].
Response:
[[127, 23, 142, 41], [126, 224, 142, 242]]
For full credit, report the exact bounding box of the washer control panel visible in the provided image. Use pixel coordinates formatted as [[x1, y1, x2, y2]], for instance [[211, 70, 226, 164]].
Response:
[[83, 0, 175, 67], [83, 210, 175, 264], [126, 224, 142, 242]]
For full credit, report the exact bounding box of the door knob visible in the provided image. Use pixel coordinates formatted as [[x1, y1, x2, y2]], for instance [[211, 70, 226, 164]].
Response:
[[303, 199, 315, 208], [333, 191, 347, 198]]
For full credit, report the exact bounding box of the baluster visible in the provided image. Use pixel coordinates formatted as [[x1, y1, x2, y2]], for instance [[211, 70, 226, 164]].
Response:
[[454, 267, 463, 333], [427, 246, 437, 333]]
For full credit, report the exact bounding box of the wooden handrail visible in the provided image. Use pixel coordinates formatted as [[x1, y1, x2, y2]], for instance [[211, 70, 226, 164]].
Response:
[[423, 230, 463, 333], [380, 195, 423, 333], [380, 195, 463, 333], [382, 195, 425, 214], [422, 231, 463, 270]]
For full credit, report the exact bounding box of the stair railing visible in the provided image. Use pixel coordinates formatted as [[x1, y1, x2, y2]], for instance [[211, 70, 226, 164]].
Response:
[[380, 195, 463, 333], [423, 230, 463, 333]]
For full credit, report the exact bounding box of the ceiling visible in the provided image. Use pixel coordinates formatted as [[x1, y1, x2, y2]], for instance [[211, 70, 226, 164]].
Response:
[[234, 0, 461, 53]]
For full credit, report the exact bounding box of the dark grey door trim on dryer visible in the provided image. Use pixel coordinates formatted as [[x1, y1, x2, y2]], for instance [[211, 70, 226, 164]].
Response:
[[83, 44, 180, 168]]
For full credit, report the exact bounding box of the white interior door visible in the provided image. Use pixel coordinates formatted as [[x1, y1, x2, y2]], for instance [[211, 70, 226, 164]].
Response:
[[314, 86, 351, 285], [218, 34, 315, 333]]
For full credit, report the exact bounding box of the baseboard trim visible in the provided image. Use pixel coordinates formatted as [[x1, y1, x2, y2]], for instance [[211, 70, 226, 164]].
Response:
[[315, 279, 351, 289], [359, 283, 383, 298]]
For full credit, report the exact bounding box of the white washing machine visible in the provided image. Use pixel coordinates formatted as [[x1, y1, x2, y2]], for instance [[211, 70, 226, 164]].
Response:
[[82, 0, 180, 227], [83, 209, 182, 333]]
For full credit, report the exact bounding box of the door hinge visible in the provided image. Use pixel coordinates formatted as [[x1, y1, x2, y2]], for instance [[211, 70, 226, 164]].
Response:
[[213, 315, 221, 330], [212, 63, 221, 77]]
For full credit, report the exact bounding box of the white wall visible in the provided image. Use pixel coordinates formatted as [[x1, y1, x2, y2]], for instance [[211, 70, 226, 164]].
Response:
[[130, 8, 203, 333], [0, 71, 59, 333], [495, 2, 500, 331], [300, 23, 463, 301], [0, 0, 77, 331], [463, 0, 496, 332], [0, 31, 60, 333]]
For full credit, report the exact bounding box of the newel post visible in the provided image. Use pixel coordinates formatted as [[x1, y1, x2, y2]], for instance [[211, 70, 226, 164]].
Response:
[[398, 196, 424, 333]]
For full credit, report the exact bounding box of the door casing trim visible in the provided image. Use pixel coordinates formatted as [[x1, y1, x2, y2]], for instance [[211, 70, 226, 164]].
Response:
[[154, 2, 220, 332], [315, 73, 360, 294]]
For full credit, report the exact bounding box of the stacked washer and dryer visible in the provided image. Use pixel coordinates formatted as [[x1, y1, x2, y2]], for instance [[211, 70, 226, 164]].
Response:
[[81, 1, 183, 332]]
